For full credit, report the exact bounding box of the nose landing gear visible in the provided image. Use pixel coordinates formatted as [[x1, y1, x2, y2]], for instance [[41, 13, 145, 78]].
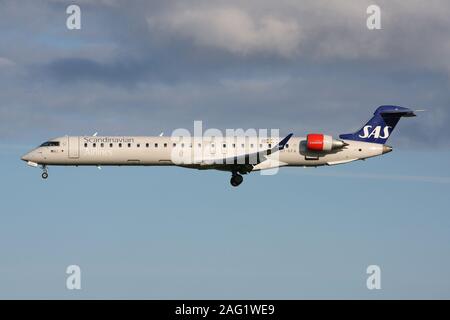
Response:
[[41, 165, 48, 179], [230, 172, 243, 187]]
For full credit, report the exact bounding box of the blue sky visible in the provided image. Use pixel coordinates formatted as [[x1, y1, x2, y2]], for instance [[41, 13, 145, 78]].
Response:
[[1, 147, 450, 299], [1, 0, 450, 299]]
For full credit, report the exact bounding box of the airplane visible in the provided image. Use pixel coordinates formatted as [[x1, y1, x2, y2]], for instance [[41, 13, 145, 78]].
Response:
[[21, 105, 417, 187]]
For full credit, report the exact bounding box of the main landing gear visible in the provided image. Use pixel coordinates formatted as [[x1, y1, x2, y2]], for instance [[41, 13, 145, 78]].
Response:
[[41, 165, 48, 179], [230, 172, 244, 187]]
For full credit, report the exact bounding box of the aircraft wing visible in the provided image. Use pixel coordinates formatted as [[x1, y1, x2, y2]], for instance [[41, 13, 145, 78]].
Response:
[[194, 133, 293, 173]]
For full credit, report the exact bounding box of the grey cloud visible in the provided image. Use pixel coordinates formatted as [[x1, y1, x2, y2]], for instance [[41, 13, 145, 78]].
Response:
[[0, 0, 450, 149], [0, 57, 15, 67], [44, 58, 149, 84]]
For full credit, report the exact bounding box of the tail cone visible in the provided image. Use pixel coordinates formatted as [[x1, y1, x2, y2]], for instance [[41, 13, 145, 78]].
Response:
[[382, 145, 393, 154]]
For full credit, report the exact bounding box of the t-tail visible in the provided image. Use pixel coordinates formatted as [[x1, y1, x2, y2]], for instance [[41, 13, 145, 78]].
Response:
[[339, 105, 416, 144]]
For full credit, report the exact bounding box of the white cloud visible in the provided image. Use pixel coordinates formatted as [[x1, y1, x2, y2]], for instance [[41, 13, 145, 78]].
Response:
[[145, 0, 450, 72], [148, 7, 302, 57]]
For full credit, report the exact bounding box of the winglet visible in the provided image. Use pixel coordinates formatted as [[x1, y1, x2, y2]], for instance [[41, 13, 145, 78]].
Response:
[[277, 133, 293, 150]]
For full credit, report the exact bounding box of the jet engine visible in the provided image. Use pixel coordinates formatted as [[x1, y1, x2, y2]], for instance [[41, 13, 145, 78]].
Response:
[[306, 134, 347, 151]]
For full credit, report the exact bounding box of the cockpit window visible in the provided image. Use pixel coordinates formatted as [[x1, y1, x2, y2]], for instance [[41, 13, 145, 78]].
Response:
[[40, 141, 60, 147]]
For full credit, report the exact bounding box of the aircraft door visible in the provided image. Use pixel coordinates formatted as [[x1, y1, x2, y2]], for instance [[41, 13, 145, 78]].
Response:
[[68, 136, 80, 159]]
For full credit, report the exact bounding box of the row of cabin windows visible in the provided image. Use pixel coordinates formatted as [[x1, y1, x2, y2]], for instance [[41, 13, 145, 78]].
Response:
[[84, 142, 169, 148], [83, 142, 288, 149]]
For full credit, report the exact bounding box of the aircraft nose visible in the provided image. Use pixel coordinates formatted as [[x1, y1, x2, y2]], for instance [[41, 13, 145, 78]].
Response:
[[21, 153, 30, 162], [21, 152, 35, 162], [382, 145, 393, 154]]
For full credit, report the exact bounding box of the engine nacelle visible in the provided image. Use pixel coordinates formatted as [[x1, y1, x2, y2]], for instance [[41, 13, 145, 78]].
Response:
[[306, 134, 346, 151]]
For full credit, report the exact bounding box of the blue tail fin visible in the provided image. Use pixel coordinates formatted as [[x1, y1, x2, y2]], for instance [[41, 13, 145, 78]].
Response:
[[339, 105, 416, 144]]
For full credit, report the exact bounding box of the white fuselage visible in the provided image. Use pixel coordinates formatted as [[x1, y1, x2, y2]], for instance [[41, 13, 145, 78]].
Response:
[[21, 135, 389, 170]]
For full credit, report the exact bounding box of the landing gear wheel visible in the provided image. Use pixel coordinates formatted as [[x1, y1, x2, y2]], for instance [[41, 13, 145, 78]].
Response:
[[42, 172, 48, 179], [230, 174, 243, 187]]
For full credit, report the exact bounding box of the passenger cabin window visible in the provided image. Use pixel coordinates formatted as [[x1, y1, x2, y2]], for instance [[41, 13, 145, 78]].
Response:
[[84, 143, 88, 147], [93, 143, 96, 147], [173, 143, 176, 147], [146, 143, 149, 148], [128, 143, 131, 148], [137, 144, 140, 148], [100, 143, 104, 148], [110, 143, 113, 147], [164, 143, 167, 148], [155, 143, 158, 148], [40, 141, 60, 147], [285, 144, 289, 148], [119, 143, 122, 148]]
